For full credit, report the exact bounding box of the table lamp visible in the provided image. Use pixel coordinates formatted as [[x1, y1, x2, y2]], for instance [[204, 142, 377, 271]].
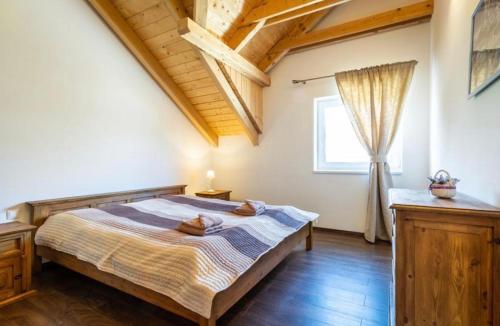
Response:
[[206, 170, 215, 192]]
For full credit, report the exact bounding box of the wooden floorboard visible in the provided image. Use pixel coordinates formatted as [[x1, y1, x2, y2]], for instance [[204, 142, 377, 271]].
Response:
[[0, 231, 391, 326]]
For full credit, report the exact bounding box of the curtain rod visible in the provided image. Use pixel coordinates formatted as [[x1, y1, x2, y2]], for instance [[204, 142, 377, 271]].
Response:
[[292, 60, 418, 84], [292, 74, 336, 84]]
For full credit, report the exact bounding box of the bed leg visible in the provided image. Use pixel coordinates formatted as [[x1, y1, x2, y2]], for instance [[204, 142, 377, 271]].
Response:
[[306, 222, 313, 251], [33, 253, 43, 274], [199, 316, 216, 326]]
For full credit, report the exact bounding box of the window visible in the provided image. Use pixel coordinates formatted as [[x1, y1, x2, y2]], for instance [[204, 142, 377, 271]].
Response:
[[314, 95, 402, 173]]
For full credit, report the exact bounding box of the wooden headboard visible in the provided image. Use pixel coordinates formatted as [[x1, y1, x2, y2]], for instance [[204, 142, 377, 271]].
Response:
[[27, 185, 187, 227]]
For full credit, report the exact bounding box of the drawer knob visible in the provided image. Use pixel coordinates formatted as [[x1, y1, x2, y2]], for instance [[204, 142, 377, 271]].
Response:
[[14, 274, 22, 280], [491, 238, 500, 245]]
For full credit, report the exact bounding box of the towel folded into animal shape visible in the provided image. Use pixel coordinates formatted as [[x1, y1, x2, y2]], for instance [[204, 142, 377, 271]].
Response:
[[178, 214, 223, 236], [233, 200, 266, 216]]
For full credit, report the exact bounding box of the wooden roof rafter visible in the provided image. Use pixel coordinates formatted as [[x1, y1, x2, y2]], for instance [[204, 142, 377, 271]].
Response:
[[258, 9, 332, 72], [227, 20, 266, 52], [163, 0, 261, 145], [188, 0, 261, 145], [178, 17, 271, 87], [240, 0, 325, 25], [258, 0, 434, 72], [200, 53, 260, 145], [263, 0, 350, 27], [226, 0, 349, 53], [271, 0, 434, 52]]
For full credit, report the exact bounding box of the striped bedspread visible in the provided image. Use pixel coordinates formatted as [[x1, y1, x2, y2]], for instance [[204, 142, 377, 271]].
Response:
[[35, 195, 318, 318]]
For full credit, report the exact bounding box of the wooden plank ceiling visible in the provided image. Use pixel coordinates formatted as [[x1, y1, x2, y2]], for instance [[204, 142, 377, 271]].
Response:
[[88, 0, 433, 146]]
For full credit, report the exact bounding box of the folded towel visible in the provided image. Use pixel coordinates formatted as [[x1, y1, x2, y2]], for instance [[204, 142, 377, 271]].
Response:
[[178, 214, 223, 236], [178, 224, 222, 236], [233, 200, 266, 216], [189, 214, 223, 229]]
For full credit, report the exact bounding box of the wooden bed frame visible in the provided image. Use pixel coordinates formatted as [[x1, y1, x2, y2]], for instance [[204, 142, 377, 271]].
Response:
[[27, 185, 313, 326]]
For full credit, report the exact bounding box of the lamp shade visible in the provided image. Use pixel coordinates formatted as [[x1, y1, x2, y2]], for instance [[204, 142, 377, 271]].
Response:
[[206, 170, 215, 179]]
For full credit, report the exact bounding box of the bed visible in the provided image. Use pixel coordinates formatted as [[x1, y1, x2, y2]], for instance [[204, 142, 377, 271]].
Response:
[[28, 185, 317, 326]]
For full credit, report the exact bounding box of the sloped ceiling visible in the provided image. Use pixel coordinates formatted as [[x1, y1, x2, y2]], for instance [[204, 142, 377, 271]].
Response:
[[113, 0, 244, 137]]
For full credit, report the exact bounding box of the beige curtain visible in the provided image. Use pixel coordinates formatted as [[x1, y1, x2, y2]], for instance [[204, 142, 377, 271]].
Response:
[[335, 61, 417, 243]]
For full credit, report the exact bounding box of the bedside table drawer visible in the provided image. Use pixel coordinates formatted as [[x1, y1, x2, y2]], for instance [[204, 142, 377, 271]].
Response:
[[196, 191, 231, 201], [207, 194, 229, 200], [0, 257, 22, 301], [0, 235, 23, 258]]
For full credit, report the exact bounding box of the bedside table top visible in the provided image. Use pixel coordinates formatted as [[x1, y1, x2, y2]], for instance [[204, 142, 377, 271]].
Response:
[[195, 190, 231, 196], [0, 222, 37, 236]]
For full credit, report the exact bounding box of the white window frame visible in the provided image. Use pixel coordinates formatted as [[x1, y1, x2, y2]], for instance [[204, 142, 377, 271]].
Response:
[[313, 95, 403, 174]]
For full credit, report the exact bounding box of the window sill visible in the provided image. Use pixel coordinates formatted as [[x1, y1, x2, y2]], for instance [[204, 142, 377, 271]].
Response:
[[313, 170, 402, 175]]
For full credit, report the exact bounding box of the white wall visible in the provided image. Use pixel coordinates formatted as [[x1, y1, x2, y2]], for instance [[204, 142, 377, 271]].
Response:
[[0, 1, 211, 222], [430, 0, 500, 207], [212, 2, 431, 232]]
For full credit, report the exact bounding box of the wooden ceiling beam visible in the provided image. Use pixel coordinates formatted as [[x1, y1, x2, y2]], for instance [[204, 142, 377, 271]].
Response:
[[194, 0, 261, 146], [228, 0, 346, 53], [200, 53, 259, 145], [178, 18, 271, 86], [270, 0, 434, 52], [258, 10, 330, 72], [241, 0, 324, 25], [264, 0, 350, 27], [227, 20, 266, 52], [190, 0, 260, 145], [88, 0, 218, 146]]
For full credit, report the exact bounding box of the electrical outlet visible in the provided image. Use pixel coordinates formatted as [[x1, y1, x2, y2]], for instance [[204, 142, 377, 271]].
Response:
[[6, 209, 17, 220]]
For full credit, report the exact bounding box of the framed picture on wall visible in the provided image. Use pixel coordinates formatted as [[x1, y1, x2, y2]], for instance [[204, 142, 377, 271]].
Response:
[[469, 0, 500, 97]]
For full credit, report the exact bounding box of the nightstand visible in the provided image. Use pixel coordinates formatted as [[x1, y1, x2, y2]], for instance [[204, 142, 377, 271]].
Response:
[[0, 222, 37, 307], [195, 190, 232, 201]]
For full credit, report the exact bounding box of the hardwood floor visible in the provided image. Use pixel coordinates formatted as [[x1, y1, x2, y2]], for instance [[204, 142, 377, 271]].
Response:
[[0, 231, 391, 326]]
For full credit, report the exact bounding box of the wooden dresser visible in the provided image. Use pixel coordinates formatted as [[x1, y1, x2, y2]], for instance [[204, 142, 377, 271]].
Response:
[[389, 189, 500, 326], [0, 222, 37, 307]]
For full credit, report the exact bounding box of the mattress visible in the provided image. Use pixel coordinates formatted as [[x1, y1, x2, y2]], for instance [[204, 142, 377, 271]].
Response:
[[35, 195, 318, 318]]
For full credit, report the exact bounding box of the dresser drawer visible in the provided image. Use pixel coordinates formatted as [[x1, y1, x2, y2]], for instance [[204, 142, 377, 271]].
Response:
[[0, 234, 23, 258], [0, 257, 22, 301]]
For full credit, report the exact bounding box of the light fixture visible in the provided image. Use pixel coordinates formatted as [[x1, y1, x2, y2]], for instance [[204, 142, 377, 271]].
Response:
[[206, 170, 215, 192]]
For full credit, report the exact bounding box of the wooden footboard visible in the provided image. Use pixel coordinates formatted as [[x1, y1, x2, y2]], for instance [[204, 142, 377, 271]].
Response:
[[211, 221, 311, 320]]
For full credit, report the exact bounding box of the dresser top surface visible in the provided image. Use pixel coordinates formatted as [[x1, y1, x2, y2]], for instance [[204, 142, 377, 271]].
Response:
[[389, 189, 500, 216]]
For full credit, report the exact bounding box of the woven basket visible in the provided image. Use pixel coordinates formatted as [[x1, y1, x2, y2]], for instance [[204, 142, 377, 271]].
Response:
[[429, 170, 457, 199]]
